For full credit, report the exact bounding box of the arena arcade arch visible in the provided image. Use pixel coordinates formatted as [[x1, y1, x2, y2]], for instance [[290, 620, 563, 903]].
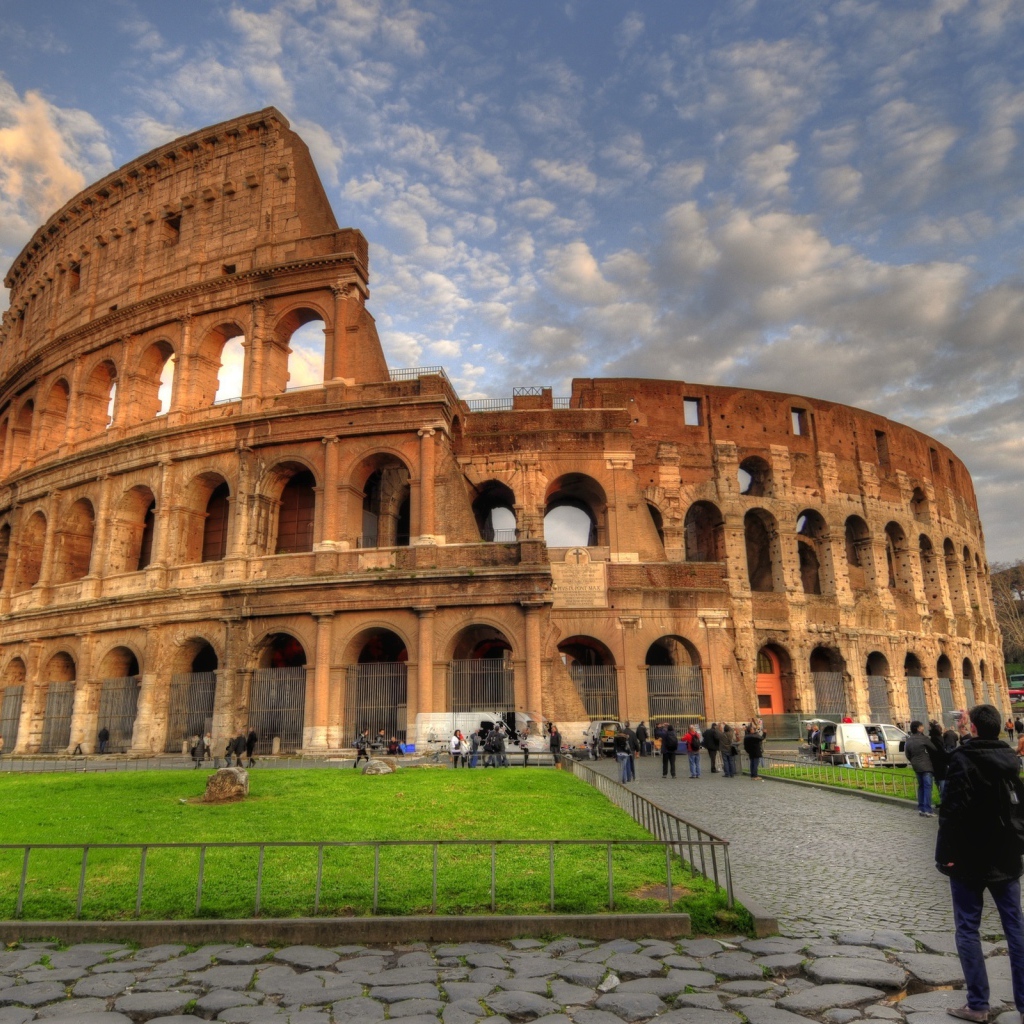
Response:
[[558, 635, 617, 719], [250, 632, 307, 754], [645, 635, 704, 728], [544, 474, 606, 548], [39, 651, 76, 754], [164, 638, 219, 754], [96, 645, 141, 753], [345, 627, 409, 745], [447, 624, 515, 714]]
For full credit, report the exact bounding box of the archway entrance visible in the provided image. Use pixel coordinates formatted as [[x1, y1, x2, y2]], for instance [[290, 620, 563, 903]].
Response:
[[39, 653, 76, 754], [250, 634, 307, 754], [447, 627, 514, 715], [558, 637, 617, 719], [755, 646, 785, 715], [165, 641, 218, 753], [346, 630, 408, 744], [865, 652, 891, 722], [97, 647, 141, 753], [645, 636, 704, 731]]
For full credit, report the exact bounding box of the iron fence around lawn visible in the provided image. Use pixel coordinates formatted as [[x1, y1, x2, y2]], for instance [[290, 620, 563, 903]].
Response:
[[1, 838, 700, 922], [568, 758, 733, 905], [757, 753, 920, 800]]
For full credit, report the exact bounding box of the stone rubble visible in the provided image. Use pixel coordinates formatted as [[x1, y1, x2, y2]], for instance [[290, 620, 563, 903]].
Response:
[[0, 929, 1016, 1023]]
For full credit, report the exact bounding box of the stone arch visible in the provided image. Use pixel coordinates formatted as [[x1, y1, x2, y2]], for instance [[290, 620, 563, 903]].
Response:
[[844, 515, 872, 592], [884, 521, 914, 593], [179, 472, 231, 564], [9, 398, 34, 468], [866, 651, 890, 675], [350, 451, 412, 549], [37, 378, 70, 452], [165, 638, 220, 754], [745, 508, 780, 592], [961, 657, 977, 707], [133, 340, 176, 420], [738, 455, 772, 497], [810, 645, 849, 717], [448, 622, 516, 662], [918, 534, 943, 615], [447, 623, 515, 713], [38, 651, 76, 754], [256, 460, 318, 555], [647, 502, 666, 548], [646, 635, 701, 666], [796, 509, 830, 595], [96, 644, 142, 754], [544, 474, 607, 548], [52, 497, 95, 584], [472, 480, 518, 542], [645, 635, 705, 727], [77, 358, 118, 438], [0, 522, 11, 591], [756, 643, 795, 715], [340, 623, 413, 666], [943, 538, 965, 613], [559, 635, 618, 720], [14, 510, 46, 591], [343, 626, 409, 744], [196, 322, 246, 406], [911, 487, 929, 523], [274, 306, 329, 392], [44, 650, 76, 681], [170, 636, 221, 675], [684, 501, 724, 562], [108, 485, 156, 574]]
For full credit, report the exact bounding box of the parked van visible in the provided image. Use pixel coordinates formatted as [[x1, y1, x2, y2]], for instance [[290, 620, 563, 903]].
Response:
[[804, 720, 908, 767]]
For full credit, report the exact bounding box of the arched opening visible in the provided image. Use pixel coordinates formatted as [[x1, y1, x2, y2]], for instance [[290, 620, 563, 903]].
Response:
[[346, 628, 408, 745], [756, 644, 793, 716], [684, 501, 724, 562], [78, 360, 117, 437], [165, 639, 219, 753], [963, 545, 981, 614], [0, 418, 8, 475], [645, 636, 704, 729], [134, 341, 176, 420], [738, 456, 772, 497], [884, 522, 913, 593], [866, 651, 892, 721], [911, 487, 929, 523], [39, 652, 76, 754], [275, 470, 316, 554], [96, 646, 141, 753], [53, 498, 95, 584], [178, 473, 230, 564], [202, 482, 230, 562], [448, 625, 514, 714], [544, 474, 606, 548], [558, 636, 617, 719], [472, 481, 517, 542], [943, 538, 966, 615], [37, 379, 70, 452], [14, 511, 46, 591], [810, 646, 848, 717], [357, 458, 411, 548], [797, 509, 829, 595], [962, 657, 976, 708], [250, 633, 307, 754], [0, 523, 10, 591], [744, 508, 779, 592], [196, 325, 247, 405], [9, 399, 34, 468], [108, 486, 156, 574], [843, 516, 868, 589], [647, 503, 665, 547], [904, 652, 929, 723], [918, 535, 943, 615], [980, 659, 990, 703], [937, 654, 956, 724], [0, 657, 25, 754], [281, 313, 327, 391]]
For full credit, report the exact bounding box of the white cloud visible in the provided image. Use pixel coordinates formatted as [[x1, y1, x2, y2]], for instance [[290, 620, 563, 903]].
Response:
[[531, 158, 598, 193], [742, 142, 798, 199]]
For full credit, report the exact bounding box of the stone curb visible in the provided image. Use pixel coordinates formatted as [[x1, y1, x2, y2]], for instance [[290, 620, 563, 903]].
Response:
[[0, 914, 691, 945], [728, 889, 778, 938]]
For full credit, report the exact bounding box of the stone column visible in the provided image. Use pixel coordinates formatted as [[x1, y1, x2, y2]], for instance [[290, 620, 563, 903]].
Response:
[[522, 601, 544, 719], [150, 459, 175, 567], [36, 490, 61, 591], [14, 644, 42, 754], [211, 617, 242, 752], [414, 607, 436, 742], [415, 427, 438, 545], [308, 613, 334, 750], [131, 627, 164, 754], [243, 299, 266, 401], [316, 436, 340, 549], [68, 635, 97, 754], [169, 315, 191, 414], [83, 475, 114, 600]]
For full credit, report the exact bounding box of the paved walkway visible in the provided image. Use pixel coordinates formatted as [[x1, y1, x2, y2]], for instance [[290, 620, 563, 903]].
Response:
[[588, 754, 1003, 936]]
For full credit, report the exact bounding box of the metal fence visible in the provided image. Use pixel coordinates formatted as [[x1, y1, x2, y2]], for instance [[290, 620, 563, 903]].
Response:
[[249, 668, 306, 754], [811, 672, 847, 718], [389, 366, 450, 384], [448, 660, 514, 714], [938, 677, 957, 726], [569, 665, 619, 719], [906, 675, 929, 724], [40, 681, 75, 753], [0, 837, 698, 920], [867, 676, 891, 722], [567, 757, 732, 905], [164, 672, 216, 753], [344, 663, 407, 744], [758, 753, 918, 799], [0, 685, 22, 752], [963, 678, 976, 709], [646, 666, 705, 728], [97, 676, 141, 753]]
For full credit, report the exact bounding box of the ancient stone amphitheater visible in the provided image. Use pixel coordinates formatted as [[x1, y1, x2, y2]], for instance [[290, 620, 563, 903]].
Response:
[[0, 108, 1005, 756]]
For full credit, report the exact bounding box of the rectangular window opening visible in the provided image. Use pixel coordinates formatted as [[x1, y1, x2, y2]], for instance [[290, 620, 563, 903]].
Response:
[[164, 214, 181, 245], [683, 397, 702, 426], [68, 262, 80, 294], [875, 430, 890, 467], [222, 264, 236, 275], [791, 407, 808, 436], [929, 447, 941, 474]]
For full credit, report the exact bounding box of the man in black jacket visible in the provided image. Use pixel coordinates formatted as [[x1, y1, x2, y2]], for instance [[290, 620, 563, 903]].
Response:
[[703, 723, 722, 772], [936, 703, 1024, 1023]]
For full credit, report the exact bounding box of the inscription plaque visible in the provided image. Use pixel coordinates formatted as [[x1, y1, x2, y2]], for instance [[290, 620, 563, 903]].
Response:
[[550, 547, 607, 608]]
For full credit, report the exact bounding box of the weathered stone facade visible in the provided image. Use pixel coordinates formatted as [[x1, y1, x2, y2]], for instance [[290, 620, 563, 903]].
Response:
[[0, 108, 1005, 755]]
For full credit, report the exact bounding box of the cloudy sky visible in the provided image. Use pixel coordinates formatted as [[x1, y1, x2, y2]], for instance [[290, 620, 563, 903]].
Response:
[[1, 0, 1022, 559]]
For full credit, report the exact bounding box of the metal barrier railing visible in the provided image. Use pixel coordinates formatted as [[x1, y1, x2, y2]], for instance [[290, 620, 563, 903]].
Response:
[[758, 754, 918, 799], [567, 758, 733, 905], [1, 838, 695, 920]]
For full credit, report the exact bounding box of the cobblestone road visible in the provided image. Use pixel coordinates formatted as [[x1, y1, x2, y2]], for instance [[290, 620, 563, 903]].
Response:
[[589, 754, 1004, 936]]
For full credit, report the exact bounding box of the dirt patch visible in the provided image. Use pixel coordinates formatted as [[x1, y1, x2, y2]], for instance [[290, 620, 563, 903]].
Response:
[[629, 883, 692, 901]]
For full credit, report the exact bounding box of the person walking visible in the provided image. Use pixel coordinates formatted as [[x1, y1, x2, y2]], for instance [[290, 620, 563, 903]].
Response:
[[353, 728, 370, 769], [613, 726, 633, 783], [245, 729, 258, 768], [636, 721, 649, 756], [704, 722, 722, 773], [549, 723, 563, 769], [905, 720, 937, 816], [97, 726, 109, 754], [721, 724, 738, 777], [929, 721, 950, 802], [1007, 716, 1016, 741], [232, 734, 246, 767], [661, 724, 678, 778], [743, 723, 765, 780], [469, 729, 480, 769], [683, 724, 702, 778], [191, 734, 205, 768], [937, 703, 1024, 1023]]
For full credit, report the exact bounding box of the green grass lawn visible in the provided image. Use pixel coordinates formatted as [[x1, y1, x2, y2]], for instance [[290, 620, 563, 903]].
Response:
[[761, 761, 938, 802], [0, 768, 746, 931]]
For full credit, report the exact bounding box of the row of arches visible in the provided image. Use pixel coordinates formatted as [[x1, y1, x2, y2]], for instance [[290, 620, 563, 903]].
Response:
[[0, 310, 329, 473]]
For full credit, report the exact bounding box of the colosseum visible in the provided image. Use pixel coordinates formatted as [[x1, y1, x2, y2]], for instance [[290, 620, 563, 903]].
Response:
[[0, 107, 1006, 757]]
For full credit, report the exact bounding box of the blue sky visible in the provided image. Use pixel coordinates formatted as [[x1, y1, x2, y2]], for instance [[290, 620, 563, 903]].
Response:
[[1, 0, 1022, 560]]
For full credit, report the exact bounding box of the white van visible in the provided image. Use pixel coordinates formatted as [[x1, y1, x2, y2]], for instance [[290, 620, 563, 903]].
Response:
[[414, 711, 546, 751], [805, 720, 908, 767]]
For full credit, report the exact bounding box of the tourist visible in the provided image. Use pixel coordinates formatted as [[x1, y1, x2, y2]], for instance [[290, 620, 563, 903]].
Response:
[[245, 730, 258, 767], [353, 728, 370, 769], [1016, 717, 1024, 739], [929, 721, 949, 801], [449, 730, 466, 767], [636, 720, 649, 756], [613, 726, 633, 783], [904, 720, 937, 816], [190, 734, 204, 768], [97, 726, 109, 754], [661, 724, 678, 778], [1016, 731, 1024, 769], [496, 725, 510, 768], [721, 724, 739, 777], [468, 729, 480, 768], [386, 736, 400, 755], [482, 728, 497, 768], [1007, 716, 1016, 741], [683, 724, 702, 778], [703, 722, 722, 773], [743, 723, 765, 780], [549, 723, 562, 769], [936, 703, 1024, 1023], [232, 734, 246, 767], [589, 734, 600, 760]]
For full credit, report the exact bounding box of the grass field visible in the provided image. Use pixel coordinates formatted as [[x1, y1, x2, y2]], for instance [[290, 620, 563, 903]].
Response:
[[0, 768, 746, 931], [760, 760, 938, 802]]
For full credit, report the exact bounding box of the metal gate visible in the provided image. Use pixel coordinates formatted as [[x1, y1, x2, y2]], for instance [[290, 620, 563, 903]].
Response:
[[447, 660, 514, 714], [97, 676, 141, 753], [0, 685, 23, 752], [345, 663, 407, 744], [938, 676, 956, 726], [164, 672, 216, 753], [906, 675, 929, 724], [249, 667, 307, 754], [867, 676, 891, 722], [963, 677, 976, 709], [647, 666, 705, 729], [569, 665, 619, 720], [40, 682, 75, 753], [812, 672, 848, 718]]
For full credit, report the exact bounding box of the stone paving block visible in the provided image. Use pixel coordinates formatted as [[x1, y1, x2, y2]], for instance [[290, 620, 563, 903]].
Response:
[[574, 950, 613, 964], [718, 980, 778, 995], [47, 949, 111, 970], [397, 952, 438, 968], [665, 968, 718, 988], [20, 967, 87, 984], [279, 978, 363, 1006], [742, 939, 807, 956], [274, 946, 339, 970], [370, 984, 441, 1003], [484, 991, 560, 1019], [636, 942, 676, 958], [0, 981, 11, 994], [778, 984, 885, 1012], [146, 1017, 206, 1024], [0, 954, 43, 973], [389, 998, 444, 1017], [196, 989, 260, 1014], [113, 991, 194, 1019], [673, 993, 728, 1009], [384, 1015, 443, 1024], [510, 958, 557, 979], [822, 1011, 861, 1023], [189, 965, 257, 989], [705, 954, 763, 980], [214, 1008, 283, 1023], [93, 961, 142, 974], [544, 941, 580, 956], [593, 992, 664, 1020], [904, 1014, 968, 1024], [469, 968, 510, 984], [133, 946, 187, 964], [597, 941, 640, 956], [805, 944, 888, 960], [35, 997, 109, 1017], [330, 996, 388, 1020], [678, 940, 723, 957], [895, 953, 966, 986], [41, 1016, 132, 1024], [604, 955, 663, 979], [444, 982, 496, 1001], [75, 973, 136, 998], [755, 954, 806, 975], [436, 945, 507, 958], [863, 1007, 901, 1020], [511, 941, 544, 951], [549, 980, 595, 1005], [834, 930, 918, 952], [254, 965, 301, 993], [442, 1003, 481, 1024], [805, 958, 908, 989], [0, 1011, 33, 1024], [215, 947, 273, 965], [374, 968, 439, 986], [570, 1011, 628, 1024], [555, 964, 605, 987], [532, 1015, 572, 1024], [133, 979, 188, 993], [653, 1009, 742, 1024], [0, 982, 68, 1007], [498, 977, 549, 994], [610, 978, 682, 997], [467, 954, 507, 969], [660, 956, 701, 971]]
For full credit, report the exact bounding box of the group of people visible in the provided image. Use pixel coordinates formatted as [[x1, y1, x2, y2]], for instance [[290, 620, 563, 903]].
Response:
[[186, 731, 258, 769], [611, 719, 768, 783], [352, 729, 409, 766]]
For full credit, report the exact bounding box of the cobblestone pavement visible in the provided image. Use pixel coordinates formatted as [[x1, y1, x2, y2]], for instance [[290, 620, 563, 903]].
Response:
[[588, 754, 1005, 937], [0, 931, 1020, 1024]]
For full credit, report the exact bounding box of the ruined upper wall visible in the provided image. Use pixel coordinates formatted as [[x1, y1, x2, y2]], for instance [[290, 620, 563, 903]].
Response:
[[2, 107, 366, 355]]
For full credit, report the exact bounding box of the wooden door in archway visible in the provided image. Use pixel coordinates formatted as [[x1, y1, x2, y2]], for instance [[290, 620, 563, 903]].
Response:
[[756, 648, 784, 715]]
